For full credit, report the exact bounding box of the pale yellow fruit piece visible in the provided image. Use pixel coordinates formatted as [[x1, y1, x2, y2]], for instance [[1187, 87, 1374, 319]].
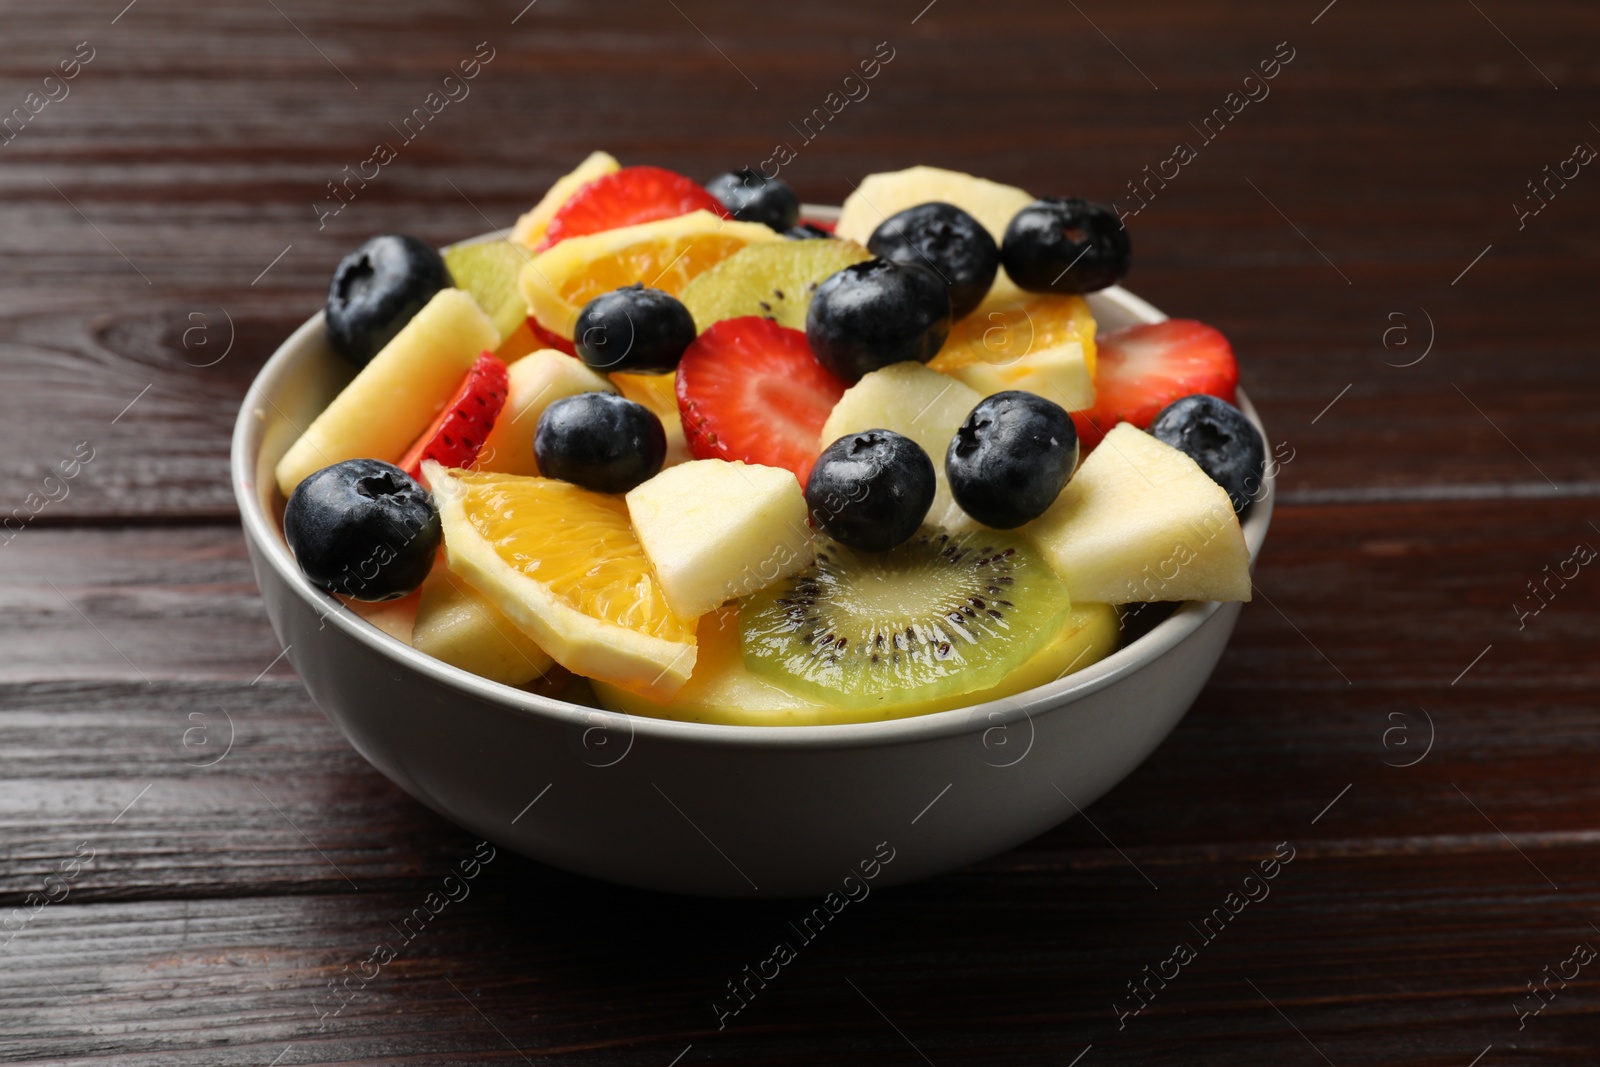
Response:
[[1025, 423, 1251, 604], [412, 563, 554, 687], [427, 463, 696, 699], [612, 371, 690, 469], [626, 459, 814, 620], [276, 289, 498, 497], [945, 339, 1094, 411], [476, 349, 616, 477], [344, 589, 420, 644], [591, 601, 1119, 726], [510, 150, 620, 248], [819, 361, 983, 530], [518, 210, 781, 340], [835, 165, 1036, 306]]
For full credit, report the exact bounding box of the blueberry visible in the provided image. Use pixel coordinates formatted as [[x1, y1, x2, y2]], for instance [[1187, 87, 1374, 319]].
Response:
[[574, 284, 697, 374], [785, 221, 834, 240], [807, 430, 936, 552], [805, 260, 951, 382], [867, 202, 999, 320], [325, 235, 453, 366], [534, 392, 666, 494], [946, 391, 1078, 529], [1001, 198, 1130, 295], [283, 459, 441, 601], [1147, 394, 1266, 514], [705, 168, 801, 231]]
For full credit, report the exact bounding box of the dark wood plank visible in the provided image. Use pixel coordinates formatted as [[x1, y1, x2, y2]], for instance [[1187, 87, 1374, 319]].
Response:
[[3, 0, 1600, 518], [1, 848, 1596, 1066]]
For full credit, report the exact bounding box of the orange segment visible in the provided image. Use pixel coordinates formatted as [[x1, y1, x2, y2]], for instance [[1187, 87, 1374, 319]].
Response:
[[932, 293, 1099, 378], [427, 464, 697, 698], [518, 210, 781, 341]]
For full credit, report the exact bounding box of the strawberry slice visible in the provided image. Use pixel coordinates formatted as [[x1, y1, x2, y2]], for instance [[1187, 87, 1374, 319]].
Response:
[[398, 351, 509, 480], [676, 317, 849, 484], [527, 317, 576, 356], [1074, 320, 1237, 451], [535, 166, 730, 251]]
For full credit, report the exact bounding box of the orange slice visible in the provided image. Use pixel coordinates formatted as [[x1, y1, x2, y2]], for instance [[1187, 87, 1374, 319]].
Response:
[[426, 463, 697, 698], [518, 210, 781, 341], [933, 292, 1098, 377]]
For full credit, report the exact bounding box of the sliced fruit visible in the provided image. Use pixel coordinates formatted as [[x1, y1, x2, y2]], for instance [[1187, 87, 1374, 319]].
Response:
[[529, 318, 576, 356], [1024, 422, 1251, 604], [932, 290, 1099, 379], [398, 352, 508, 481], [276, 289, 498, 497], [676, 316, 849, 484], [443, 240, 535, 343], [427, 463, 696, 699], [476, 349, 616, 478], [536, 166, 730, 251], [835, 165, 1036, 303], [495, 318, 542, 363], [678, 238, 871, 332], [511, 150, 620, 248], [412, 562, 554, 687], [626, 459, 814, 620], [1073, 320, 1237, 450], [612, 371, 690, 468], [741, 528, 1070, 709], [519, 210, 781, 341], [593, 600, 1118, 725], [345, 588, 421, 644], [818, 360, 982, 530]]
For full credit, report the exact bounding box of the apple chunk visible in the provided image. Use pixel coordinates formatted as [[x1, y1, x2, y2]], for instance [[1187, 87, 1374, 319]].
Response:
[[1025, 422, 1251, 604], [626, 459, 814, 620]]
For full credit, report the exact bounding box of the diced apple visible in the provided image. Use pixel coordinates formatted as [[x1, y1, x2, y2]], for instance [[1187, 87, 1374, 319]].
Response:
[[943, 339, 1095, 411], [276, 289, 498, 497], [474, 349, 616, 477], [412, 563, 554, 686], [1024, 422, 1251, 604], [625, 459, 814, 620], [818, 361, 983, 530]]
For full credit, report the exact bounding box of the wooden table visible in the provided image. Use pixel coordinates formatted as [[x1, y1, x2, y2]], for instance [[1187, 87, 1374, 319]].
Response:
[[4, 1, 1597, 1062]]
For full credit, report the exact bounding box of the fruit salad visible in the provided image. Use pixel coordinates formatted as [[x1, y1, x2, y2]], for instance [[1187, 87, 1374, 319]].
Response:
[[272, 156, 1265, 727]]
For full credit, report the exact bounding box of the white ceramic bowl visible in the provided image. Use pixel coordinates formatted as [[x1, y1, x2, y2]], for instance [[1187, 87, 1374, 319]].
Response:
[[233, 218, 1273, 898]]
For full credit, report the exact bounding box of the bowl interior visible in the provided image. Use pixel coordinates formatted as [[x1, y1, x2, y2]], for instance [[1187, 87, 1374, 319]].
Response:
[[232, 212, 1274, 749]]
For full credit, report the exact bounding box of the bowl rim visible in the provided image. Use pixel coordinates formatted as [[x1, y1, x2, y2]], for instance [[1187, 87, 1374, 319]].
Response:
[[232, 212, 1273, 751]]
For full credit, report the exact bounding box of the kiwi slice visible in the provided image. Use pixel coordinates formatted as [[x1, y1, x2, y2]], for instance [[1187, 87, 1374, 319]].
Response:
[[442, 239, 529, 343], [740, 528, 1071, 709], [679, 239, 871, 332]]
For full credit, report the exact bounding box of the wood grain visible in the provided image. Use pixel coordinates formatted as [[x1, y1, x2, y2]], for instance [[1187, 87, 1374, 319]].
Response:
[[3, 0, 1599, 1062]]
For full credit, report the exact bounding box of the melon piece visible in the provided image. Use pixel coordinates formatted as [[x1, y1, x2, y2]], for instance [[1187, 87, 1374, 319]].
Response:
[[475, 350, 616, 477], [511, 150, 620, 248], [412, 564, 554, 686], [275, 289, 498, 497], [836, 165, 1036, 304], [819, 361, 983, 530], [1025, 422, 1251, 603], [625, 459, 814, 619]]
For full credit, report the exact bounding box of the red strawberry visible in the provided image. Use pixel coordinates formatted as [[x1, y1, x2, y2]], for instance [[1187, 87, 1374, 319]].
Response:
[[676, 317, 849, 484], [399, 352, 509, 480], [797, 217, 837, 234], [535, 166, 729, 251], [1074, 320, 1237, 450], [527, 317, 576, 356]]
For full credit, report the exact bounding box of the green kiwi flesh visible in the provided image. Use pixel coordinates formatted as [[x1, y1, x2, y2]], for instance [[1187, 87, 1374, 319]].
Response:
[[739, 528, 1071, 708]]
